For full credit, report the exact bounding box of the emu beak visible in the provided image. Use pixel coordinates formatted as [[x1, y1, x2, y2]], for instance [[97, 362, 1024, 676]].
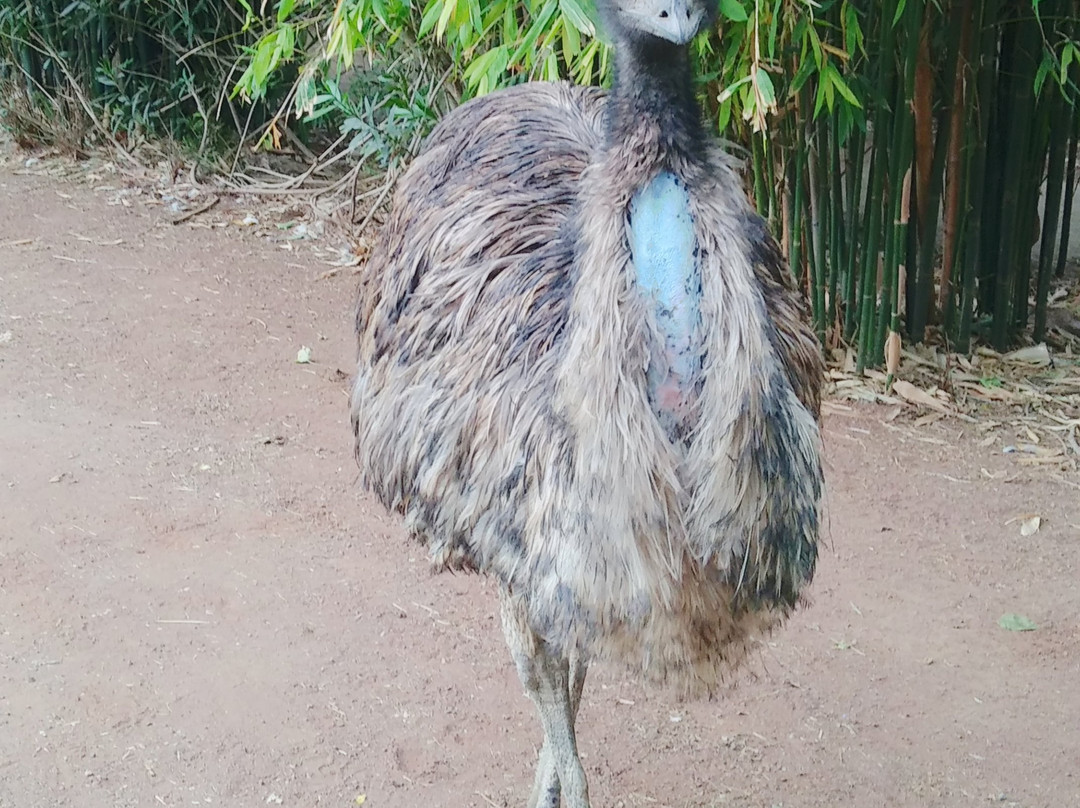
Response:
[[652, 0, 705, 45]]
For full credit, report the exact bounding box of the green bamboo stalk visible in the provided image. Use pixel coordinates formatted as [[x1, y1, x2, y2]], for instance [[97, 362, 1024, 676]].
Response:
[[958, 0, 1003, 352], [753, 134, 769, 219], [1015, 87, 1053, 332], [857, 3, 897, 372], [808, 116, 827, 341], [978, 15, 1009, 318], [789, 126, 807, 289], [827, 117, 844, 331], [764, 135, 780, 232], [843, 126, 866, 339], [1034, 89, 1069, 340], [856, 127, 888, 371], [802, 120, 820, 329], [992, 5, 1042, 349], [1056, 101, 1080, 278], [876, 0, 920, 361]]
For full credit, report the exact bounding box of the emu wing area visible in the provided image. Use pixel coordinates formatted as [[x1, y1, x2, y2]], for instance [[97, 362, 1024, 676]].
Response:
[[352, 83, 606, 573]]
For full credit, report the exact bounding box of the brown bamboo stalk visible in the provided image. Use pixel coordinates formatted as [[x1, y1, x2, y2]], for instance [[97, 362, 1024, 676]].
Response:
[[914, 9, 935, 237], [938, 0, 973, 318]]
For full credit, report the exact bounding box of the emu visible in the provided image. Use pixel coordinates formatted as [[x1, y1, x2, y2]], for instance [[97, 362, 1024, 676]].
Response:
[[350, 0, 824, 804]]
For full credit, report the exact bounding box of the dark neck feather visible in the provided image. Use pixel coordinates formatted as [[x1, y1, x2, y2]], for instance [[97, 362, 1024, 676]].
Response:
[[606, 35, 705, 162]]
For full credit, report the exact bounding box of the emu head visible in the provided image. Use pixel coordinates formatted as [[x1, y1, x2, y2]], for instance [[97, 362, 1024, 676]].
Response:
[[596, 0, 716, 46]]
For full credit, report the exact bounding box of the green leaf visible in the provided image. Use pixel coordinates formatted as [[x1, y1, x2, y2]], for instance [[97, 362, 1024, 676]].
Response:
[[435, 0, 456, 40], [808, 26, 823, 68], [418, 0, 443, 37], [998, 613, 1037, 632], [560, 0, 596, 36], [754, 66, 776, 108], [892, 0, 908, 26], [276, 0, 296, 23], [789, 56, 817, 95], [719, 0, 747, 22], [828, 65, 862, 109], [1034, 54, 1052, 97], [1062, 44, 1076, 87]]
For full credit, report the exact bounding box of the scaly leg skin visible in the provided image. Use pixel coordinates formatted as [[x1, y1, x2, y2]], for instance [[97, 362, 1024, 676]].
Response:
[[529, 652, 587, 808], [500, 588, 590, 808]]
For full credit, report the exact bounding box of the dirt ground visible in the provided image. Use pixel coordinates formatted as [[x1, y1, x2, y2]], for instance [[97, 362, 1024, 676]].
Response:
[[1, 153, 1078, 808]]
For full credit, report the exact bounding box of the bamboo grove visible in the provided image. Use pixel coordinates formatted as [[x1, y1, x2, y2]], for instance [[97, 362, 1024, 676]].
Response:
[[1, 0, 1079, 365], [0, 0, 261, 150], [747, 0, 1080, 367]]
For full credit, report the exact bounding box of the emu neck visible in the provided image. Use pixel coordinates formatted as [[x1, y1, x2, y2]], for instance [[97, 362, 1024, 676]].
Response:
[[606, 37, 704, 159], [608, 33, 708, 441]]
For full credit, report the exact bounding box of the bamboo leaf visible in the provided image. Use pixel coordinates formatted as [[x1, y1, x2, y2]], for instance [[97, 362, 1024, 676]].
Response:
[[1062, 44, 1075, 87], [719, 0, 748, 23], [844, 1, 860, 57], [1035, 53, 1052, 97], [892, 0, 908, 27], [755, 66, 777, 108], [789, 56, 817, 95], [277, 0, 296, 23], [998, 613, 1037, 632], [829, 65, 862, 108], [435, 0, 456, 40], [808, 25, 823, 67], [418, 0, 445, 38], [559, 0, 596, 36]]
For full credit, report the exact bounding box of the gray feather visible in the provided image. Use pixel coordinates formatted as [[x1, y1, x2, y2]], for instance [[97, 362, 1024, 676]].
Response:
[[351, 80, 824, 692]]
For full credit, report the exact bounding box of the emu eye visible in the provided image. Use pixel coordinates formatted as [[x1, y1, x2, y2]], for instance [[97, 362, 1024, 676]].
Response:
[[659, 9, 669, 17]]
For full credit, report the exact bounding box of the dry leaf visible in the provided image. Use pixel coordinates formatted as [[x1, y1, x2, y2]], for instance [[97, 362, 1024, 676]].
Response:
[[1003, 343, 1051, 366], [1020, 515, 1041, 536], [884, 331, 902, 376], [892, 380, 954, 415], [913, 412, 945, 427], [962, 383, 1021, 402]]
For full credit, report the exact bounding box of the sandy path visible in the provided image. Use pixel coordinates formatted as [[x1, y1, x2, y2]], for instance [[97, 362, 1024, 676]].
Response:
[[1, 163, 1077, 808]]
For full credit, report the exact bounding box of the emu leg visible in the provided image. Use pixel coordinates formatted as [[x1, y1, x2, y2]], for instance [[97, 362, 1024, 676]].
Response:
[[529, 652, 587, 808], [500, 588, 590, 808]]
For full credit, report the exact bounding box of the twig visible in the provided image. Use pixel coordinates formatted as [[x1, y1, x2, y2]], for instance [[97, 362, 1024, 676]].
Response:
[[282, 124, 319, 163], [474, 792, 502, 808], [23, 32, 139, 167], [169, 196, 220, 225], [354, 169, 397, 234]]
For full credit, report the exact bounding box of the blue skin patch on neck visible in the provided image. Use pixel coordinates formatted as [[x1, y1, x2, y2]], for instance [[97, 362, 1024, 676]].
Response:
[[628, 171, 702, 435]]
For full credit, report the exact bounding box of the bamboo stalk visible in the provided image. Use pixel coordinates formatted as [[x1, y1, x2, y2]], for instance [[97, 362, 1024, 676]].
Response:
[[940, 0, 974, 323], [807, 116, 827, 342], [827, 118, 844, 332], [856, 26, 895, 370], [843, 126, 866, 340], [789, 111, 807, 289], [958, 0, 1003, 352], [1056, 101, 1080, 278], [1034, 86, 1069, 340], [910, 0, 962, 339], [992, 3, 1041, 349], [876, 0, 920, 361]]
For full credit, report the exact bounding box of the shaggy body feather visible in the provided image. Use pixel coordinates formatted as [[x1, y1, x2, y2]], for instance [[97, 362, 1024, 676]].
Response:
[[351, 81, 823, 691]]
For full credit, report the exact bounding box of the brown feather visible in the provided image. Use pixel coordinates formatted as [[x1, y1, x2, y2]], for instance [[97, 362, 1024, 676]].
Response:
[[352, 80, 824, 691]]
